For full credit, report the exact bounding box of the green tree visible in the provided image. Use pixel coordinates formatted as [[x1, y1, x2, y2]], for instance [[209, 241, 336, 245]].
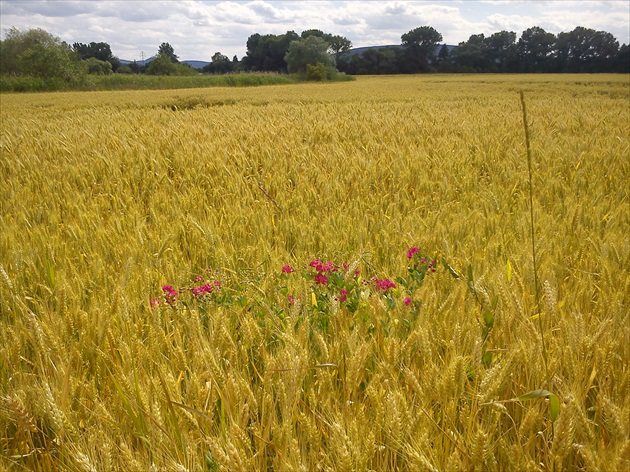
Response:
[[158, 42, 178, 63], [301, 29, 330, 42], [329, 35, 353, 62], [449, 34, 490, 72], [242, 31, 300, 72], [202, 52, 233, 74], [284, 36, 334, 76], [517, 27, 556, 72], [485, 31, 518, 72], [146, 53, 177, 75], [613, 43, 630, 73], [73, 41, 120, 70], [85, 57, 113, 75], [400, 26, 443, 72], [555, 26, 619, 72], [0, 27, 84, 81], [300, 29, 352, 64], [437, 43, 450, 61]]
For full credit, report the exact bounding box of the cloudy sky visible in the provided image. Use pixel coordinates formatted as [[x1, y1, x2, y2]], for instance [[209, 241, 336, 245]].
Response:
[[1, 0, 628, 61]]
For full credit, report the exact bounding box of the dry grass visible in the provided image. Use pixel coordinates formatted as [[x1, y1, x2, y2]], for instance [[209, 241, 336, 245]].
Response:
[[1, 74, 629, 470]]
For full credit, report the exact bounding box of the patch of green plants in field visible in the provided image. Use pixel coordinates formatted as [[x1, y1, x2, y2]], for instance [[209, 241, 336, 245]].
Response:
[[0, 70, 355, 93], [0, 72, 304, 93]]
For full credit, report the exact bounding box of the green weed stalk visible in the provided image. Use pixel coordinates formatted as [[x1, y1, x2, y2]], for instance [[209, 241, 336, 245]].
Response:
[[519, 91, 549, 386]]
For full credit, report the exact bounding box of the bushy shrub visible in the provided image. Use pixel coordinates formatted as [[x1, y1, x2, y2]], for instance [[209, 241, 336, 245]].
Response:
[[85, 57, 113, 75], [146, 54, 177, 75], [285, 36, 335, 75], [0, 27, 84, 83], [306, 62, 334, 81]]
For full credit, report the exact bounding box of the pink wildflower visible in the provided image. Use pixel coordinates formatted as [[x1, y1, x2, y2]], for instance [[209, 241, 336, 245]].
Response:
[[310, 259, 336, 273], [288, 295, 296, 305], [403, 297, 412, 306], [191, 283, 214, 298], [194, 275, 204, 283], [282, 265, 294, 274], [406, 246, 419, 259], [314, 274, 329, 285], [374, 278, 396, 291], [339, 288, 348, 303], [150, 298, 161, 308], [162, 285, 178, 305]]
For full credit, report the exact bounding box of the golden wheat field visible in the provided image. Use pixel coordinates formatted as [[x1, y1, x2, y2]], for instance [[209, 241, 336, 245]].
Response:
[[1, 74, 629, 471]]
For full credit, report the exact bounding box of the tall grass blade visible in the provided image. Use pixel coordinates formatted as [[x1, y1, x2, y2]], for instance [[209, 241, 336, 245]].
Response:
[[519, 90, 548, 385]]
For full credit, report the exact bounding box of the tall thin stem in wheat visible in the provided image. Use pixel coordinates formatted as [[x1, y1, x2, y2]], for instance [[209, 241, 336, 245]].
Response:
[[519, 90, 549, 385]]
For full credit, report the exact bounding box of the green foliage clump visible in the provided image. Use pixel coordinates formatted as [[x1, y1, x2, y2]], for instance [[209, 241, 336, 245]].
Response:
[[285, 36, 335, 75], [146, 54, 178, 76], [0, 27, 85, 84], [305, 62, 335, 81], [85, 57, 113, 75]]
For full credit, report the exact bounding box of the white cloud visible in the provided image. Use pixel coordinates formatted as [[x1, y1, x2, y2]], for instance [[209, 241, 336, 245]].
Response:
[[0, 0, 627, 61], [248, 0, 284, 20], [485, 13, 536, 33]]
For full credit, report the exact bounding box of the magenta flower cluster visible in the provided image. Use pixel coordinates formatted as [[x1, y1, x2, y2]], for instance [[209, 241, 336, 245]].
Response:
[[309, 259, 340, 287], [161, 285, 178, 306], [373, 278, 397, 292], [191, 279, 221, 298], [152, 277, 223, 309], [151, 248, 442, 324], [406, 246, 420, 259], [309, 259, 337, 273], [307, 259, 358, 303]]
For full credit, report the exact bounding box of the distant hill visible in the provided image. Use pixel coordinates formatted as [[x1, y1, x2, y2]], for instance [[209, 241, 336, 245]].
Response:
[[119, 57, 154, 67], [340, 44, 456, 58], [181, 60, 211, 69], [119, 57, 210, 69], [118, 44, 457, 69]]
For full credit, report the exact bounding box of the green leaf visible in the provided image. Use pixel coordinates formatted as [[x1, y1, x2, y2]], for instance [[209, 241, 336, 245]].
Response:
[[467, 265, 476, 296], [442, 257, 461, 279], [518, 389, 561, 422], [484, 311, 495, 329], [491, 295, 499, 311], [518, 389, 553, 401], [44, 257, 55, 289], [549, 394, 560, 422], [482, 351, 493, 368], [347, 298, 359, 313], [385, 294, 396, 310], [396, 276, 408, 286]]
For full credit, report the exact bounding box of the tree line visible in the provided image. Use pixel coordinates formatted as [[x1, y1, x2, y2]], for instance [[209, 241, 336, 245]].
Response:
[[339, 26, 628, 74], [0, 27, 352, 82], [0, 23, 627, 86]]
